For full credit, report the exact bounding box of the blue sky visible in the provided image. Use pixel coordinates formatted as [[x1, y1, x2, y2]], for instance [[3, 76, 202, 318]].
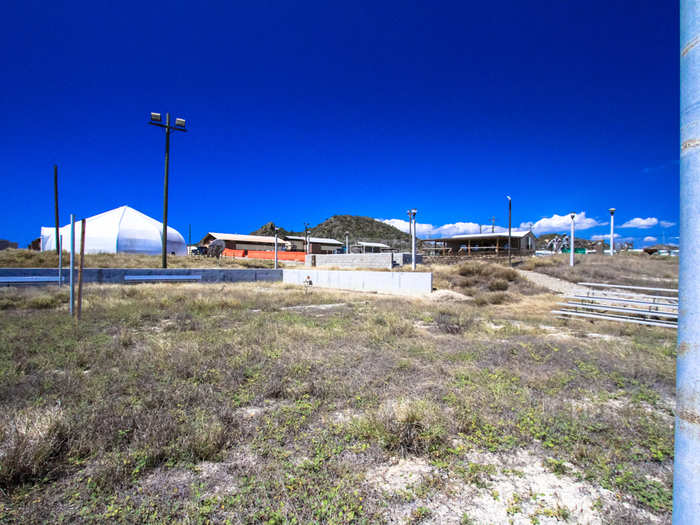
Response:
[[0, 1, 679, 247]]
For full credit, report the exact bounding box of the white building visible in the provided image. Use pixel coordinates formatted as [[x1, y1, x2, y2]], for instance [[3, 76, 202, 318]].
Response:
[[40, 205, 187, 255]]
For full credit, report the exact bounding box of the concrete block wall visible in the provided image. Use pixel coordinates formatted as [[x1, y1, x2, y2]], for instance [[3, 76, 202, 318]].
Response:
[[283, 269, 432, 295], [305, 253, 394, 269], [305, 253, 423, 269]]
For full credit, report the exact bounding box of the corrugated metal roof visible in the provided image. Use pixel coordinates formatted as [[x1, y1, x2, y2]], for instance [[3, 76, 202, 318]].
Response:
[[356, 241, 391, 248], [286, 235, 343, 245], [206, 232, 291, 245]]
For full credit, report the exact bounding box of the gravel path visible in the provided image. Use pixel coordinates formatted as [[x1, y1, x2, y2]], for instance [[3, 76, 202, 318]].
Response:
[[516, 269, 586, 295]]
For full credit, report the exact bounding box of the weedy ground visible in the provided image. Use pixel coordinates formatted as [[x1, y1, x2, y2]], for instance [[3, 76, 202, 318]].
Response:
[[0, 262, 674, 524], [0, 249, 274, 269], [518, 253, 678, 290]]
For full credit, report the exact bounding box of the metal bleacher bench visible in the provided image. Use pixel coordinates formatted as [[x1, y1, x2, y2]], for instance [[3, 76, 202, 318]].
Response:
[[552, 282, 678, 329], [123, 274, 202, 283], [0, 276, 61, 284]]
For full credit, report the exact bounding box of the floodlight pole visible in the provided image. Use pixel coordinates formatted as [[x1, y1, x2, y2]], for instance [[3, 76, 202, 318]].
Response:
[[274, 227, 279, 270], [407, 209, 417, 270], [507, 196, 512, 266], [674, 2, 700, 521], [569, 213, 575, 267], [162, 113, 171, 268], [304, 222, 310, 254], [54, 165, 60, 255], [149, 112, 187, 269], [609, 208, 616, 256]]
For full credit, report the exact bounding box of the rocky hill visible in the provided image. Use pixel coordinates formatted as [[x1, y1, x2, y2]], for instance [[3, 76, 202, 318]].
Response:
[[251, 215, 411, 249]]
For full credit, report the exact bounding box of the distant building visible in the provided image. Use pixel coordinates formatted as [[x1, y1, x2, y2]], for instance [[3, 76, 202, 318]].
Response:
[[199, 233, 291, 251], [0, 240, 18, 251], [423, 231, 537, 256], [354, 241, 392, 253], [286, 235, 344, 254]]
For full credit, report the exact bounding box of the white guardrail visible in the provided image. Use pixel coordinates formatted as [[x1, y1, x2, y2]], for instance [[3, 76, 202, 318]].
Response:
[[552, 282, 678, 329]]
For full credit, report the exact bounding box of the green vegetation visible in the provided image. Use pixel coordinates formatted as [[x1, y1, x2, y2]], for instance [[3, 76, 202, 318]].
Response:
[[0, 263, 675, 523]]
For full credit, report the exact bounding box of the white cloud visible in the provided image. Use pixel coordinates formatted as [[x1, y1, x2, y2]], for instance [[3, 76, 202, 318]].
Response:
[[377, 218, 508, 238], [660, 220, 676, 228], [591, 233, 620, 241], [643, 236, 658, 243], [620, 217, 658, 229], [520, 212, 604, 235]]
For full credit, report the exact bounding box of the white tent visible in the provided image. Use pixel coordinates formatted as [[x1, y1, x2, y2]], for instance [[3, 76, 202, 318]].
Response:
[[41, 205, 187, 255]]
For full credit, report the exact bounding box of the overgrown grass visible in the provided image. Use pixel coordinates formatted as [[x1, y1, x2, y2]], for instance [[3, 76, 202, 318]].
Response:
[[0, 280, 675, 523], [519, 253, 678, 289], [0, 249, 274, 269]]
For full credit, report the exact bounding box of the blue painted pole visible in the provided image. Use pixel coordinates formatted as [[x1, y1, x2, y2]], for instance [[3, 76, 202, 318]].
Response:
[[675, 2, 700, 522], [69, 215, 75, 316]]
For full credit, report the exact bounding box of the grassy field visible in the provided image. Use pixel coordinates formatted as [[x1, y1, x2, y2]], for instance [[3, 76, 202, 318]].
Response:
[[0, 249, 274, 269], [0, 263, 675, 524], [519, 253, 678, 289]]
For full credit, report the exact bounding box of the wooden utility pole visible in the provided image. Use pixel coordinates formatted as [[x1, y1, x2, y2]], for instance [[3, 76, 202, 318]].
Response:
[[54, 165, 60, 254], [491, 216, 496, 233]]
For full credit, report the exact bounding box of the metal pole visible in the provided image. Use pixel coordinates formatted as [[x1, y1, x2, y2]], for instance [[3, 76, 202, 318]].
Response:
[[411, 214, 416, 270], [675, 3, 700, 521], [609, 209, 616, 256], [570, 215, 575, 267], [274, 229, 278, 270], [507, 196, 512, 266], [345, 232, 349, 254], [58, 235, 62, 287], [54, 165, 60, 255], [70, 214, 75, 316], [162, 113, 171, 269], [77, 219, 85, 320]]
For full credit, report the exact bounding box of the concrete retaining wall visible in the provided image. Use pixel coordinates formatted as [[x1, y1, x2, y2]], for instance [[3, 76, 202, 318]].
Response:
[[283, 269, 432, 295], [305, 253, 422, 269], [0, 268, 281, 285]]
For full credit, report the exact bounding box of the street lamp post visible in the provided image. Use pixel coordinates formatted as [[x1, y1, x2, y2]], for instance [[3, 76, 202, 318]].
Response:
[[507, 196, 512, 267], [407, 209, 417, 270], [149, 112, 187, 269], [569, 213, 576, 267], [609, 208, 616, 256]]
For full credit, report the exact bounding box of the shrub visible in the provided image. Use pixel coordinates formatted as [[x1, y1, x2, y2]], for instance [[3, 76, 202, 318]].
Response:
[[487, 292, 508, 304], [458, 263, 482, 277], [488, 279, 509, 291], [492, 267, 518, 282]]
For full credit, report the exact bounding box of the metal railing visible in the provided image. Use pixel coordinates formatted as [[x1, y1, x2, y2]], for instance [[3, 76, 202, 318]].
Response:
[[552, 282, 678, 329]]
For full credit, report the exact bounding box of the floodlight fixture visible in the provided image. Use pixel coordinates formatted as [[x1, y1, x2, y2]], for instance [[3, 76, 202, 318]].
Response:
[[150, 112, 162, 122], [609, 208, 616, 215], [175, 118, 186, 128], [570, 212, 576, 220]]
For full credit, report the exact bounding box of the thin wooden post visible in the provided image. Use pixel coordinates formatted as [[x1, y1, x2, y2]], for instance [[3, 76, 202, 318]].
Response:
[[77, 219, 86, 320], [468, 240, 471, 256], [54, 165, 60, 254]]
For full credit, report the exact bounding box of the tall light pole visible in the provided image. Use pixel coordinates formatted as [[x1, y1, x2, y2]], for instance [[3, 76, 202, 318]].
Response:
[[507, 196, 512, 266], [304, 222, 310, 254], [608, 208, 616, 256], [149, 112, 187, 269], [345, 231, 349, 253], [675, 3, 700, 521], [569, 212, 575, 267], [407, 209, 417, 270], [274, 227, 279, 270]]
